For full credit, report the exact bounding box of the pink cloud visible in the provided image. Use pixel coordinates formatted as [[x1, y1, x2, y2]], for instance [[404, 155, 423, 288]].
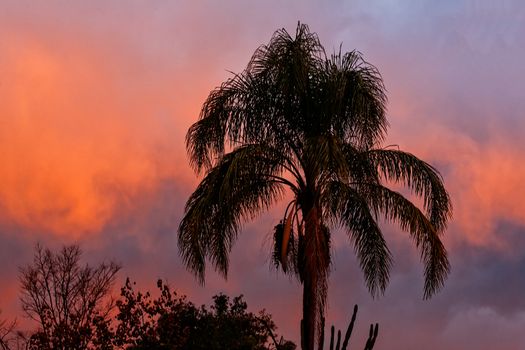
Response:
[[1, 2, 524, 349]]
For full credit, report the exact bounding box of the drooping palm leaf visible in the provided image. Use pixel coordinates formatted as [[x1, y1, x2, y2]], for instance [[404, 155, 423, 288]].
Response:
[[325, 181, 393, 296], [367, 149, 452, 232], [179, 144, 286, 282], [358, 183, 450, 298], [323, 50, 388, 149]]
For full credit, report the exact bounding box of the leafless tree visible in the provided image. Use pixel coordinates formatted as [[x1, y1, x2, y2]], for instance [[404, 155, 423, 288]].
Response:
[[0, 312, 16, 350], [19, 244, 120, 350]]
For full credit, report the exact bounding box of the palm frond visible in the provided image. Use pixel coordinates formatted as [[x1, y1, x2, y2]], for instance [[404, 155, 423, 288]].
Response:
[[303, 134, 349, 185], [367, 149, 452, 233], [187, 23, 326, 175], [324, 50, 388, 149], [178, 145, 286, 283], [359, 183, 450, 298], [325, 181, 392, 296], [248, 23, 326, 93]]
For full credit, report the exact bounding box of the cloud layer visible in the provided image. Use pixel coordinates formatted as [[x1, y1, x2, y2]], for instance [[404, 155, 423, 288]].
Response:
[[1, 1, 524, 349]]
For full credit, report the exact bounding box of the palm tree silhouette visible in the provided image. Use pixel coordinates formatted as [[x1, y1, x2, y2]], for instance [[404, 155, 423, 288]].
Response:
[[179, 23, 452, 350]]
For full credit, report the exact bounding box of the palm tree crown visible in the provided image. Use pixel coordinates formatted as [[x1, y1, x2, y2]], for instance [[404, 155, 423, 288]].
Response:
[[179, 23, 452, 350]]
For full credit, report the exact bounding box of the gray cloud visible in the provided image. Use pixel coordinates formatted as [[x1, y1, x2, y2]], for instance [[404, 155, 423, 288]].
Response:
[[1, 1, 525, 349]]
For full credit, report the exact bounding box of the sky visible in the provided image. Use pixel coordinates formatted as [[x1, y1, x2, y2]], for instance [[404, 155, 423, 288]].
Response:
[[1, 1, 524, 348]]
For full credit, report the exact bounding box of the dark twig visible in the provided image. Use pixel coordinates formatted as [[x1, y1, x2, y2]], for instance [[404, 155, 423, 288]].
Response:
[[363, 323, 379, 350], [341, 305, 358, 350], [321, 305, 379, 350], [335, 330, 341, 350], [318, 317, 325, 350], [329, 325, 335, 350]]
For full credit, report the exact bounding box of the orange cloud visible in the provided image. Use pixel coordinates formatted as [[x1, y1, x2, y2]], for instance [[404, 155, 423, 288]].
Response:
[[387, 119, 525, 249], [0, 33, 190, 237]]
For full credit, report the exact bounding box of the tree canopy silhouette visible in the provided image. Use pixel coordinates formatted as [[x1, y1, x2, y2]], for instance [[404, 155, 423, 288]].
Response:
[[12, 245, 293, 349], [110, 279, 295, 350], [179, 22, 452, 350]]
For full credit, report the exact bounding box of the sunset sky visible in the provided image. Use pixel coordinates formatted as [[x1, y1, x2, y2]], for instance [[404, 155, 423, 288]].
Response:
[[1, 1, 525, 349]]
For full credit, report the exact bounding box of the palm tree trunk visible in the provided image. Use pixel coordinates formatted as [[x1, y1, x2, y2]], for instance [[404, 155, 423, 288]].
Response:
[[301, 203, 327, 350], [302, 268, 317, 350]]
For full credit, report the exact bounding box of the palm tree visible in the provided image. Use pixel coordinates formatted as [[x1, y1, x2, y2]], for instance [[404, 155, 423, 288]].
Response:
[[178, 23, 452, 350]]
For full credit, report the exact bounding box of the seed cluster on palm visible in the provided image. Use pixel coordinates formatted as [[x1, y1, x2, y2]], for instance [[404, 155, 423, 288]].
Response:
[[179, 23, 452, 350]]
